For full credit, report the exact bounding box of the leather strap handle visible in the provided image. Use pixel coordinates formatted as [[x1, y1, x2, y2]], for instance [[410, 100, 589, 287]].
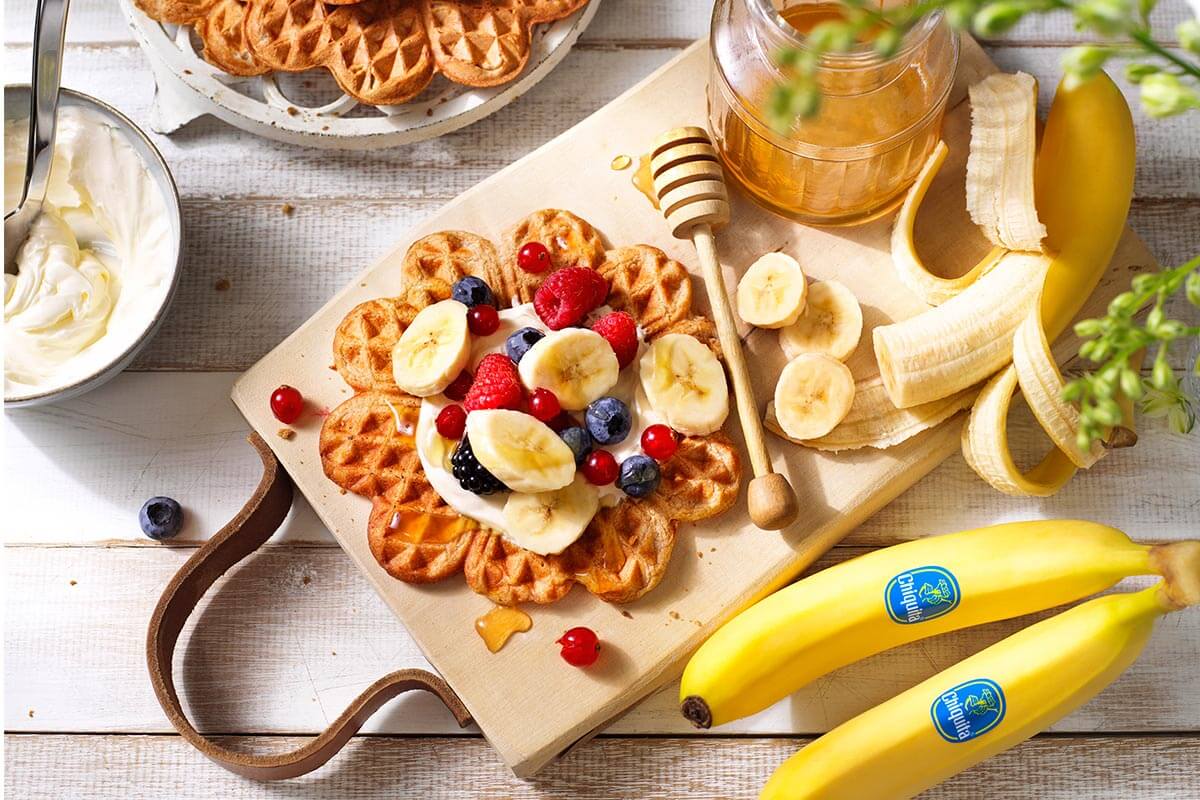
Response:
[[146, 433, 471, 780]]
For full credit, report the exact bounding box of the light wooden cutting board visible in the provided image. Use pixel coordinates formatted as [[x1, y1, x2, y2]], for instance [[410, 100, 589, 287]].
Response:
[[232, 37, 1154, 776]]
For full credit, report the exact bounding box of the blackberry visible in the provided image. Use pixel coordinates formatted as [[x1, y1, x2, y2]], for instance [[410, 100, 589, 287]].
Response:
[[451, 435, 508, 495]]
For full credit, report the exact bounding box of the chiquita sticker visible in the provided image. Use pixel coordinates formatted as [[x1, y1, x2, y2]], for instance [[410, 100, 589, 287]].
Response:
[[883, 566, 961, 624], [930, 678, 1007, 743]]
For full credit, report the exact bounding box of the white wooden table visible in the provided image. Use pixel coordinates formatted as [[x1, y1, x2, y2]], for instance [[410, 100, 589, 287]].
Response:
[[4, 1, 1199, 797]]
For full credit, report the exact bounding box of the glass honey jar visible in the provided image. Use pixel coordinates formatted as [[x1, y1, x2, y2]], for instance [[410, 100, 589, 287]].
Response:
[[709, 0, 959, 226]]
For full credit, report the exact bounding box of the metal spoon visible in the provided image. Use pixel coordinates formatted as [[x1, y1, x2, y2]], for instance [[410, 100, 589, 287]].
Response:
[[4, 0, 71, 272]]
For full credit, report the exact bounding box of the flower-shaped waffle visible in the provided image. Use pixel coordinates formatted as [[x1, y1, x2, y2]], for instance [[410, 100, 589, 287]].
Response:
[[132, 0, 591, 104], [320, 209, 742, 605]]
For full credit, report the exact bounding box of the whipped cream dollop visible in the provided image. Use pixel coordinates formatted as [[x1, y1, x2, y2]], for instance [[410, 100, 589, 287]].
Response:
[[4, 107, 174, 400], [415, 303, 662, 548]]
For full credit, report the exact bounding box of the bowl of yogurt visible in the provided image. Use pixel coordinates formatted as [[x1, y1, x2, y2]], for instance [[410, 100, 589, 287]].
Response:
[[4, 85, 182, 406]]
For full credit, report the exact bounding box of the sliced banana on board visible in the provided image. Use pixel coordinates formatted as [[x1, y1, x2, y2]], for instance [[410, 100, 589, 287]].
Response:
[[778, 281, 863, 362], [771, 353, 855, 441], [518, 328, 620, 411], [502, 476, 600, 556], [465, 409, 576, 494], [639, 333, 729, 435], [966, 71, 1046, 252], [391, 299, 471, 396], [736, 252, 808, 329]]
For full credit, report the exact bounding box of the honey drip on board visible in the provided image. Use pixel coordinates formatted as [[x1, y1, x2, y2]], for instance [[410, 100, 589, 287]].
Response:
[[631, 154, 659, 209], [475, 606, 532, 653], [610, 154, 632, 171]]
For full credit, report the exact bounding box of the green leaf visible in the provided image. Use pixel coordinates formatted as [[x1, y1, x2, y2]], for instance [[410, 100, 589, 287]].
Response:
[[1140, 73, 1200, 117], [1075, 318, 1105, 337], [1063, 46, 1114, 87], [1178, 20, 1200, 56], [1186, 271, 1200, 306], [1137, 0, 1157, 23], [974, 1, 1028, 35], [1120, 368, 1145, 399], [1151, 358, 1176, 390], [1073, 0, 1137, 36]]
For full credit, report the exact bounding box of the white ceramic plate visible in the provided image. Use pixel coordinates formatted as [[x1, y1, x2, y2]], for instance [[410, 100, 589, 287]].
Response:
[[119, 0, 602, 150]]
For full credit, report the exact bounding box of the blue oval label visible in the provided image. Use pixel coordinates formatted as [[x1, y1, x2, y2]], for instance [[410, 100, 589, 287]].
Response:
[[930, 678, 1006, 743], [883, 566, 961, 624]]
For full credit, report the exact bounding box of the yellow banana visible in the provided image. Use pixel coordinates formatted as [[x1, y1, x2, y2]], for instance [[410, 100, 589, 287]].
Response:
[[760, 560, 1200, 800], [679, 521, 1198, 730]]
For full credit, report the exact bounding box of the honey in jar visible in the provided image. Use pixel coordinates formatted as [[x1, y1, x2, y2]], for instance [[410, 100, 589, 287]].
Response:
[[709, 0, 959, 225]]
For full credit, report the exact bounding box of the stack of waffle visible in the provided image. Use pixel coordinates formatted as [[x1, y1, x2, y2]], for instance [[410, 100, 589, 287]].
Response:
[[134, 0, 590, 104], [320, 209, 743, 605]]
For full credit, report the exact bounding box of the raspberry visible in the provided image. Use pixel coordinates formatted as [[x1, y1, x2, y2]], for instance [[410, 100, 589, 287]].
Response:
[[590, 311, 639, 368], [464, 353, 524, 411], [533, 267, 609, 330]]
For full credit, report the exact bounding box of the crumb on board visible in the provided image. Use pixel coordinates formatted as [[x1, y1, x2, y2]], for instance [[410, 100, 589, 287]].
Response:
[[28, 710, 34, 718], [69, 580, 77, 586], [214, 278, 231, 291], [286, 106, 299, 117], [669, 611, 681, 620], [301, 575, 312, 585], [620, 610, 633, 620], [281, 203, 295, 217], [697, 551, 703, 558], [278, 427, 296, 440]]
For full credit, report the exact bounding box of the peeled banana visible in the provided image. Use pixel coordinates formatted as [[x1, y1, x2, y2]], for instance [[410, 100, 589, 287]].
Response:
[[760, 568, 1199, 799], [391, 299, 471, 396], [965, 72, 1047, 252], [874, 251, 1050, 409], [638, 333, 729, 435], [679, 520, 1199, 730], [778, 281, 862, 362], [736, 252, 808, 329]]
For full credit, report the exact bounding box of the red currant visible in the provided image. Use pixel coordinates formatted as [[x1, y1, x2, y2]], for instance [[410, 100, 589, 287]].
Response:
[[435, 404, 467, 440], [556, 626, 600, 667], [467, 304, 500, 336], [583, 450, 618, 485], [444, 370, 474, 401], [641, 424, 679, 461], [517, 241, 552, 274], [270, 385, 304, 423], [529, 388, 561, 423]]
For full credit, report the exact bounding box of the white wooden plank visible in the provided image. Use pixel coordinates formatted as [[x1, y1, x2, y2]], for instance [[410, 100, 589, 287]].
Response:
[[130, 200, 1200, 371], [5, 371, 1197, 546], [4, 44, 1199, 201], [6, 545, 1200, 735], [5, 0, 1191, 46], [5, 733, 1200, 799]]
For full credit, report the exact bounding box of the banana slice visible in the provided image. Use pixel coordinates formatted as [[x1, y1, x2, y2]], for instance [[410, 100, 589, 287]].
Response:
[[778, 281, 863, 362], [639, 333, 729, 435], [502, 476, 600, 556], [736, 252, 808, 329], [518, 329, 620, 411], [391, 300, 471, 396], [465, 409, 576, 494], [966, 72, 1046, 252], [772, 353, 855, 441]]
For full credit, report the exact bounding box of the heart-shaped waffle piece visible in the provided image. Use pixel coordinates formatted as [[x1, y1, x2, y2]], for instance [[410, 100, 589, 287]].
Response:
[[599, 245, 693, 338], [654, 432, 742, 523], [564, 499, 677, 604], [136, 0, 269, 75], [400, 231, 504, 296], [320, 391, 421, 497], [499, 209, 607, 304], [368, 477, 479, 583], [464, 531, 576, 605]]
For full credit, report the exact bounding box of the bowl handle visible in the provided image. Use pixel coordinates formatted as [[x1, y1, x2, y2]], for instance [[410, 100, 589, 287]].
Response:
[[145, 432, 472, 780]]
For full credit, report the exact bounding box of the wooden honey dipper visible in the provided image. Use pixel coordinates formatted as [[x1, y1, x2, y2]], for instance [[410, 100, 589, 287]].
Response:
[[650, 126, 799, 531]]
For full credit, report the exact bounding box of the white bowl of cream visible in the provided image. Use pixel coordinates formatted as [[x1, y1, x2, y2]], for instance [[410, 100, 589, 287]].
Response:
[[4, 86, 182, 406]]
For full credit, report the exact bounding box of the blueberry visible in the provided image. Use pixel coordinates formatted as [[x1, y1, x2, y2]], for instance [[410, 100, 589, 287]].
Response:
[[617, 455, 661, 498], [559, 426, 593, 466], [139, 496, 183, 540], [451, 276, 498, 308], [505, 327, 544, 363], [585, 396, 631, 445]]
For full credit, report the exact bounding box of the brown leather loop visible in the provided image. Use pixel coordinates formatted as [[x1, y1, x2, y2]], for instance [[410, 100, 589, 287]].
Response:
[[146, 433, 471, 780]]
